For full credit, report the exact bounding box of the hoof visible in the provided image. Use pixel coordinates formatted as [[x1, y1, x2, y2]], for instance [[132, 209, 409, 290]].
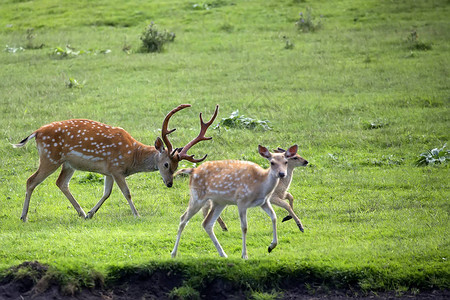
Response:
[[268, 247, 272, 253], [282, 215, 293, 222], [297, 224, 304, 232]]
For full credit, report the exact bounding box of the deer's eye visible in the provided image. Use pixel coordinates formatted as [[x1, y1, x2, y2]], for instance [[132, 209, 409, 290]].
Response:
[[270, 162, 275, 166], [293, 157, 298, 160], [164, 162, 169, 168], [285, 161, 288, 165]]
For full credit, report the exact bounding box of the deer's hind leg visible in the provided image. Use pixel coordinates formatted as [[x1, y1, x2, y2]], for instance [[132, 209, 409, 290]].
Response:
[[203, 203, 227, 257], [171, 196, 205, 258], [271, 194, 304, 232], [21, 159, 61, 222], [202, 200, 228, 231], [56, 163, 86, 218]]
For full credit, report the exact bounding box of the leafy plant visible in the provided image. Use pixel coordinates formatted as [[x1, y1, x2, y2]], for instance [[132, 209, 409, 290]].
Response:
[[251, 290, 281, 300], [192, 3, 211, 10], [52, 45, 111, 58], [191, 1, 230, 10], [169, 285, 200, 300], [368, 155, 404, 167], [76, 172, 104, 184], [4, 45, 24, 53], [65, 78, 84, 89], [415, 144, 449, 166], [295, 7, 323, 33], [140, 22, 175, 53], [215, 110, 272, 131], [25, 28, 44, 49], [122, 37, 132, 54], [406, 30, 432, 51], [362, 119, 389, 130], [282, 35, 294, 49], [53, 45, 84, 57]]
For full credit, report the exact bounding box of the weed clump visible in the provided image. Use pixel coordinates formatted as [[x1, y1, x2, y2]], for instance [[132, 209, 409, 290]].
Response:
[[52, 45, 111, 58], [25, 28, 44, 49], [4, 45, 24, 53], [362, 119, 389, 130], [215, 110, 272, 131], [415, 144, 449, 166], [406, 30, 432, 51], [76, 172, 104, 184], [65, 78, 84, 89], [282, 35, 294, 49], [140, 22, 175, 53], [295, 7, 323, 33]]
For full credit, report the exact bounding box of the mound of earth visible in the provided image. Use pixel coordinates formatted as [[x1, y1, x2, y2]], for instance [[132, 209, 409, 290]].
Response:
[[0, 261, 448, 300]]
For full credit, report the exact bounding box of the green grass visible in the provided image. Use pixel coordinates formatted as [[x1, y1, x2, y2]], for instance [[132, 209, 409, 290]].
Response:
[[0, 0, 449, 296]]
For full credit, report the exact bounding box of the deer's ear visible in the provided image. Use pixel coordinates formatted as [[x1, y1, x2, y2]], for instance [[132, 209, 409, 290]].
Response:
[[258, 145, 271, 159], [285, 145, 298, 158], [155, 137, 165, 153]]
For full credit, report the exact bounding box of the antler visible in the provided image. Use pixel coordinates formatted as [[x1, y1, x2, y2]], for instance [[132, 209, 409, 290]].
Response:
[[161, 104, 192, 154], [177, 105, 219, 163]]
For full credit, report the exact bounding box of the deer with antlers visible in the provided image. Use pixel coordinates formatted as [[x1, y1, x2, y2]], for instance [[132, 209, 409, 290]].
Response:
[[171, 145, 299, 259], [206, 147, 309, 232], [13, 104, 218, 221]]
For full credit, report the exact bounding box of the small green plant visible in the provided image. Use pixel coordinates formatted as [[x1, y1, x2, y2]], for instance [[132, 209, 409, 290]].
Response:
[[191, 1, 229, 10], [169, 285, 200, 300], [295, 7, 323, 32], [53, 45, 86, 58], [282, 35, 294, 49], [362, 119, 389, 130], [76, 172, 104, 184], [215, 110, 272, 131], [140, 22, 175, 53], [415, 144, 449, 166], [25, 28, 44, 49], [4, 45, 24, 53], [406, 30, 432, 51], [65, 78, 84, 89], [251, 290, 281, 300], [192, 3, 211, 10], [122, 37, 132, 54], [368, 155, 404, 167], [52, 46, 111, 58]]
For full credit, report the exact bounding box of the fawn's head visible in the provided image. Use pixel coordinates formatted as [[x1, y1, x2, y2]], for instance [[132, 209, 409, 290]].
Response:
[[274, 147, 308, 168], [258, 144, 298, 178]]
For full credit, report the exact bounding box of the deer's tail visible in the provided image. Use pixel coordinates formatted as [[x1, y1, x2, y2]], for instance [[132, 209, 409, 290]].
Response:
[[12, 132, 36, 148]]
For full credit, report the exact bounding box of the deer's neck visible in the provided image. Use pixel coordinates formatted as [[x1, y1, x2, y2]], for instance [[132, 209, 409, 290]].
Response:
[[280, 165, 295, 187], [127, 144, 159, 175], [261, 168, 281, 198]]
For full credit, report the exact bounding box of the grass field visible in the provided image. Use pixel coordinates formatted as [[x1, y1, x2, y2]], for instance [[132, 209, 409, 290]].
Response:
[[0, 0, 449, 297]]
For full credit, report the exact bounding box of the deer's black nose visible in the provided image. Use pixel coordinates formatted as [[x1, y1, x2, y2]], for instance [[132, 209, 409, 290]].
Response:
[[279, 172, 286, 178], [167, 182, 173, 188]]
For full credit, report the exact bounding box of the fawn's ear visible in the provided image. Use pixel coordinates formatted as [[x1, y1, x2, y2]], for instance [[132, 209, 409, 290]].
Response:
[[155, 137, 165, 153], [285, 145, 298, 158], [258, 145, 271, 159]]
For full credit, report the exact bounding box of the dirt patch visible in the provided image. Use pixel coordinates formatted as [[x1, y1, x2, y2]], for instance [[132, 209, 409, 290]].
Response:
[[0, 262, 448, 300]]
